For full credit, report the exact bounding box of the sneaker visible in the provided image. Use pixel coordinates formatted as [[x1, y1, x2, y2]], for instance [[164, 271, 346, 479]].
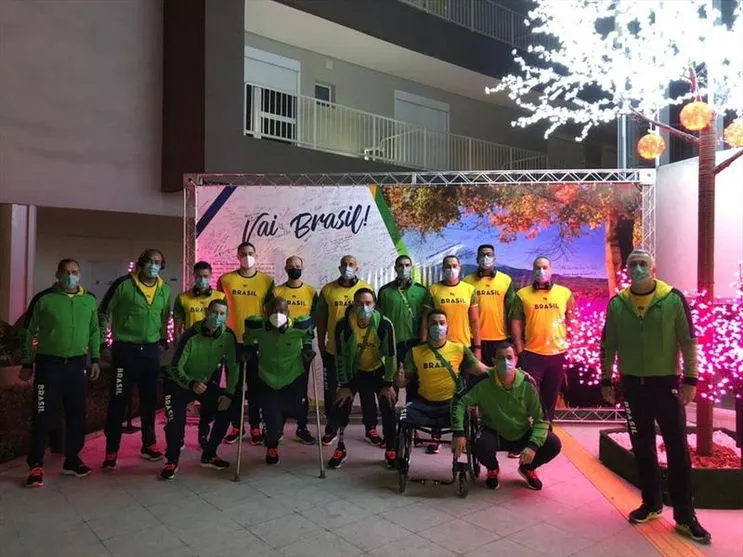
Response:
[[507, 451, 520, 459], [321, 429, 338, 446], [328, 444, 347, 470], [223, 426, 243, 444], [24, 467, 44, 488], [265, 448, 280, 465], [101, 452, 118, 471], [159, 462, 178, 480], [62, 460, 92, 478], [675, 515, 712, 544], [628, 504, 663, 524], [518, 466, 543, 490], [140, 445, 163, 461], [250, 427, 263, 446], [295, 428, 316, 445], [365, 428, 384, 447], [200, 456, 230, 470], [425, 437, 441, 454], [198, 434, 209, 451], [485, 469, 500, 490], [385, 450, 397, 469]]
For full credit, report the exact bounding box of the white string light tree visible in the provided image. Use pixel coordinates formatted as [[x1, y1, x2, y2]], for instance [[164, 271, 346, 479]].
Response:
[[489, 0, 743, 456]]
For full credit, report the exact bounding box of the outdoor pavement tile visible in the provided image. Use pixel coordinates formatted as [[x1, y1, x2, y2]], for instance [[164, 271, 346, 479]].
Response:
[[382, 501, 453, 532], [278, 529, 364, 557], [336, 515, 411, 551], [87, 505, 160, 540], [366, 533, 457, 557], [176, 524, 273, 556], [299, 497, 372, 528], [222, 493, 295, 527], [463, 537, 549, 557], [272, 483, 340, 511], [462, 503, 542, 536], [419, 517, 500, 553], [541, 499, 631, 542], [248, 512, 323, 548], [570, 527, 661, 557], [507, 521, 596, 557], [104, 524, 187, 557]]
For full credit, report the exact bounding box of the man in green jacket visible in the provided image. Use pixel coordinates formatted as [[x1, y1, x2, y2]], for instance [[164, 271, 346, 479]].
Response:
[[600, 249, 710, 544], [329, 288, 397, 469], [20, 258, 101, 488], [99, 248, 172, 470], [452, 342, 561, 491], [159, 299, 237, 480], [244, 297, 315, 465]]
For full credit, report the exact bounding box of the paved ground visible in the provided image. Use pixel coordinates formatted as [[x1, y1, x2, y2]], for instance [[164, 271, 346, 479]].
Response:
[[0, 417, 740, 557]]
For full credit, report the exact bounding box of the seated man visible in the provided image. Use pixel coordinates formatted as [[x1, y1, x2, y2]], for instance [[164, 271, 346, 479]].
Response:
[[397, 309, 488, 453], [244, 297, 315, 465], [160, 300, 237, 480], [452, 341, 561, 491]]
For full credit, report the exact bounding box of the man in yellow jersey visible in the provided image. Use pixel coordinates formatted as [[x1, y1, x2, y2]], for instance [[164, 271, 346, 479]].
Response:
[[271, 255, 318, 445], [421, 255, 481, 361], [173, 261, 226, 450], [511, 256, 576, 424], [217, 241, 274, 445], [464, 245, 515, 365], [315, 255, 375, 446], [397, 310, 488, 454]]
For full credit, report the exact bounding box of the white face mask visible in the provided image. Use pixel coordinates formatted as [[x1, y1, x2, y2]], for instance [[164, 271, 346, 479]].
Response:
[[443, 268, 460, 282], [240, 255, 256, 269], [269, 312, 288, 329]]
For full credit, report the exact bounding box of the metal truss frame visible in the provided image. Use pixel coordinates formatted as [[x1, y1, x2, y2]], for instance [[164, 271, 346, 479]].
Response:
[[555, 407, 627, 423]]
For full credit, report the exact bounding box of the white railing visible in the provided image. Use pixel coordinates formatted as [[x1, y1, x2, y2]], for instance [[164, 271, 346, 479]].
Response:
[[397, 0, 552, 51], [244, 81, 548, 171]]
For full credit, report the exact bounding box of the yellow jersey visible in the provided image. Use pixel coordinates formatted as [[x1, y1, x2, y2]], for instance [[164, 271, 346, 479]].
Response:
[[424, 281, 478, 346], [350, 314, 382, 371], [273, 282, 318, 319], [512, 284, 574, 356], [316, 278, 373, 355], [131, 273, 161, 305], [464, 271, 514, 341], [406, 341, 478, 402], [217, 270, 274, 341], [173, 288, 227, 329], [630, 291, 654, 320]]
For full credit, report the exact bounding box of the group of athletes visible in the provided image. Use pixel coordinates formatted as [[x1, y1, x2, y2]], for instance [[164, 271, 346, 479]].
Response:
[[17, 241, 711, 544]]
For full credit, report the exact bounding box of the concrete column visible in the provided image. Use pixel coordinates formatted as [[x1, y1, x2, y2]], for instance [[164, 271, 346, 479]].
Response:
[[0, 204, 37, 324]]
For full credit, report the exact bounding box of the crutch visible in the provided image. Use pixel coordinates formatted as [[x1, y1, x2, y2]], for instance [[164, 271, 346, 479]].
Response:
[[233, 360, 248, 482], [311, 357, 326, 479]]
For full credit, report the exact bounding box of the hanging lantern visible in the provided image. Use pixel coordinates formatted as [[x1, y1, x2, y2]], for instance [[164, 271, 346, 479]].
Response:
[[723, 121, 743, 147], [679, 101, 714, 131], [637, 132, 666, 160]]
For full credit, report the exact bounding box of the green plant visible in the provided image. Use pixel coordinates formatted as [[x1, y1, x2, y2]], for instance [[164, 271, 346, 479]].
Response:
[[0, 320, 23, 367]]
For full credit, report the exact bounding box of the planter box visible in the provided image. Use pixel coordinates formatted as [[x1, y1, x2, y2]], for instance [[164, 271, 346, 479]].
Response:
[[599, 427, 743, 509]]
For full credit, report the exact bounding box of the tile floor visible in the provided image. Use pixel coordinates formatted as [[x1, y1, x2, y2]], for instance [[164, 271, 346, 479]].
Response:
[[0, 418, 739, 557]]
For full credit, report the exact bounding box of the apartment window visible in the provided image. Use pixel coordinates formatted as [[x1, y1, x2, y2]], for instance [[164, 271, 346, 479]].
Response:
[[314, 82, 334, 107]]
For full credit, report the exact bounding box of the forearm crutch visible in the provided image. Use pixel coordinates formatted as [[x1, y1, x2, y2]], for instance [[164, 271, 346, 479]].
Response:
[[311, 358, 326, 479], [233, 360, 248, 482]]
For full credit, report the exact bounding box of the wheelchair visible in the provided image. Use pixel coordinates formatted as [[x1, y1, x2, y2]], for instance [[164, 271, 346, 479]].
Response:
[[395, 407, 480, 498]]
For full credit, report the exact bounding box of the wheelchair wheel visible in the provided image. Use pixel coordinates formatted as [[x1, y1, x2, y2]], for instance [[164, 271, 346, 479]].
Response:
[[396, 424, 412, 493], [455, 471, 469, 498], [466, 409, 481, 479]]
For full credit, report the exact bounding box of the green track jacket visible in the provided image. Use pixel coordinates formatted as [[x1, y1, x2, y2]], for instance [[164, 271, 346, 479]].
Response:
[[600, 280, 697, 386], [99, 274, 171, 344], [334, 309, 396, 386], [21, 285, 101, 365], [244, 315, 314, 390], [377, 279, 427, 344], [168, 320, 238, 395], [451, 369, 548, 451]]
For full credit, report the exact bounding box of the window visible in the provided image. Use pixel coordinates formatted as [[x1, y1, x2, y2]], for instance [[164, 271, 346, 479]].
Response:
[[314, 82, 334, 107]]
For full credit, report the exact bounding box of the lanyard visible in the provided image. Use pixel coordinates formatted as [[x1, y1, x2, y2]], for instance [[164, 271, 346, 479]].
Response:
[[397, 283, 415, 321], [430, 344, 460, 386]]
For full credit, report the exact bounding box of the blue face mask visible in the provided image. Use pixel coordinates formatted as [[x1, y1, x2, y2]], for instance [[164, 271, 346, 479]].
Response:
[[144, 263, 161, 278], [495, 358, 515, 379], [478, 255, 495, 269], [357, 305, 374, 320], [397, 266, 411, 279], [342, 266, 356, 280], [534, 268, 551, 284], [195, 277, 210, 290], [207, 312, 226, 328], [630, 265, 650, 283], [429, 323, 447, 342], [59, 274, 80, 290]]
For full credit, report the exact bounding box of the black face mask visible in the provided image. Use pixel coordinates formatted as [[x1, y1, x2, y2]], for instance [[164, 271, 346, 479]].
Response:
[[287, 268, 302, 280]]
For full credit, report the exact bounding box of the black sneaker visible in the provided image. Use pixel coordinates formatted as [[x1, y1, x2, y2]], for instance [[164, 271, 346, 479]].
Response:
[[223, 426, 243, 444], [295, 428, 316, 445], [628, 504, 663, 524], [385, 450, 397, 469], [328, 444, 347, 469], [159, 462, 178, 480], [25, 467, 44, 488], [675, 515, 711, 544], [425, 436, 441, 454], [365, 428, 384, 447], [518, 466, 543, 490], [265, 448, 280, 465], [250, 427, 264, 446], [200, 456, 230, 470], [321, 429, 338, 446], [62, 460, 92, 478], [485, 469, 500, 490], [140, 445, 163, 461], [101, 452, 118, 471]]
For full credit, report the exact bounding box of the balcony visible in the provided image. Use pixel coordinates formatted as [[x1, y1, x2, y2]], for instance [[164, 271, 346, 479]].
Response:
[[244, 81, 548, 172]]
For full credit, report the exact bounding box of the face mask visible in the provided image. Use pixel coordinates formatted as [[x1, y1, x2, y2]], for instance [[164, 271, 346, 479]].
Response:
[[144, 263, 161, 278], [59, 274, 80, 290], [207, 313, 226, 328], [429, 323, 447, 342], [269, 312, 288, 329], [357, 305, 374, 320], [240, 255, 256, 269], [443, 268, 459, 282], [630, 265, 651, 283], [495, 358, 515, 379], [534, 269, 551, 284], [396, 266, 411, 280], [478, 255, 495, 269], [342, 266, 356, 280], [195, 277, 210, 290], [287, 268, 302, 280]]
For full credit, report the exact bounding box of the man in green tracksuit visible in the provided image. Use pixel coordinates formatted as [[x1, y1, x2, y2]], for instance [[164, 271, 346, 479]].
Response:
[[329, 288, 397, 469], [452, 341, 561, 491], [600, 249, 710, 544], [99, 249, 172, 469], [244, 297, 315, 465], [20, 258, 101, 488], [159, 299, 237, 480]]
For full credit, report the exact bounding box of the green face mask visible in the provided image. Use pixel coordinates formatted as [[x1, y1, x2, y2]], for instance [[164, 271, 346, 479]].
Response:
[[630, 265, 650, 282]]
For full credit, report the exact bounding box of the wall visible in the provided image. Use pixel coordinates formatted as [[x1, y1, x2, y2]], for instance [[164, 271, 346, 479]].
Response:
[[0, 0, 179, 217], [655, 149, 743, 299]]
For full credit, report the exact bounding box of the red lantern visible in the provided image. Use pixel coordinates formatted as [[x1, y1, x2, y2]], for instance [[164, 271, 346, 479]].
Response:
[[723, 121, 743, 147], [637, 133, 666, 160], [679, 101, 714, 131]]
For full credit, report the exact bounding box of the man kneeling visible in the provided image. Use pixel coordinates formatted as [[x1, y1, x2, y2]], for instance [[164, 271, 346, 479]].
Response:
[[160, 300, 237, 480], [452, 342, 561, 490]]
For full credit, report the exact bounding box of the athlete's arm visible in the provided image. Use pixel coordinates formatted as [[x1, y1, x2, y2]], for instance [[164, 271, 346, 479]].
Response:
[[468, 305, 481, 352], [315, 292, 329, 353], [462, 346, 488, 375], [510, 294, 525, 354]]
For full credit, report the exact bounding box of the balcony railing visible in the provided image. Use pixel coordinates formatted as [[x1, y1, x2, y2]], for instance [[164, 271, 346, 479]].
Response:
[[244, 81, 548, 171]]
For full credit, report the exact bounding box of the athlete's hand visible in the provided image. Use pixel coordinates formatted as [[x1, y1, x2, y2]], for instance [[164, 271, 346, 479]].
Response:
[[192, 382, 207, 395], [520, 447, 536, 466], [380, 386, 397, 406], [473, 348, 482, 361], [335, 387, 353, 407], [452, 436, 466, 458], [217, 395, 231, 411], [19, 365, 34, 382], [89, 363, 101, 381], [678, 384, 696, 406], [601, 386, 615, 405]]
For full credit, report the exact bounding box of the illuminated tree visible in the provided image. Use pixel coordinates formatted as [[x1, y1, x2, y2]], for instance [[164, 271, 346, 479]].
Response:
[[490, 0, 743, 455]]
